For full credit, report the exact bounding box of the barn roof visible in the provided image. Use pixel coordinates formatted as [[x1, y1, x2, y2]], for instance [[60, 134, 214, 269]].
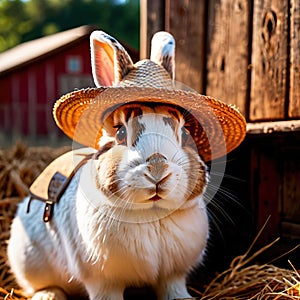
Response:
[[0, 25, 96, 75]]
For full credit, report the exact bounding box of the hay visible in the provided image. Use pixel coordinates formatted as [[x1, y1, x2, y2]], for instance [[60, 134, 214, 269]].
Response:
[[0, 142, 299, 299], [0, 142, 70, 297], [194, 221, 300, 299], [198, 245, 300, 299]]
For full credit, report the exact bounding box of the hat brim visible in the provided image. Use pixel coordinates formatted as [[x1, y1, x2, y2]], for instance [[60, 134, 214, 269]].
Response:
[[53, 87, 246, 162]]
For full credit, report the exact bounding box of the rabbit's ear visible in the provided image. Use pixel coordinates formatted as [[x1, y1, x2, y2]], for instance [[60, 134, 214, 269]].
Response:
[[90, 31, 134, 87], [150, 31, 175, 80]]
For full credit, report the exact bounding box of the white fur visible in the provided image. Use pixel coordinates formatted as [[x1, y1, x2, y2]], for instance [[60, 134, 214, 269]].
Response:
[[8, 109, 209, 300], [8, 170, 208, 299], [150, 31, 175, 80]]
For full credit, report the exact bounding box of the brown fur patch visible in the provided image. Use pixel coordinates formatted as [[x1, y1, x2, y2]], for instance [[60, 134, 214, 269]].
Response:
[[163, 117, 176, 132], [185, 149, 207, 201], [131, 118, 145, 147], [96, 145, 124, 198]]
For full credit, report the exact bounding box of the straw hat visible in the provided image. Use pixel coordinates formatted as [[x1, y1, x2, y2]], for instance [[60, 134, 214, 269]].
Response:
[[53, 31, 246, 162]]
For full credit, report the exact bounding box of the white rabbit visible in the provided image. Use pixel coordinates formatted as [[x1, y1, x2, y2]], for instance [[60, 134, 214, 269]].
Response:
[[7, 30, 246, 300], [8, 104, 209, 299]]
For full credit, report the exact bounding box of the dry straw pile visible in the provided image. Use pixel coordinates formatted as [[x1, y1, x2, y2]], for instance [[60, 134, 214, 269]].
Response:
[[199, 239, 300, 299], [0, 142, 299, 299], [0, 142, 69, 299]]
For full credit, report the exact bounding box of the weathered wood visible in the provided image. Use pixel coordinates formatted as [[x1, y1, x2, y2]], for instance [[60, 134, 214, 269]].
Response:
[[288, 0, 300, 118], [247, 119, 300, 134], [281, 222, 300, 239], [140, 0, 165, 60], [206, 0, 250, 117], [255, 149, 281, 242], [249, 0, 288, 121], [282, 150, 300, 223], [165, 0, 206, 93]]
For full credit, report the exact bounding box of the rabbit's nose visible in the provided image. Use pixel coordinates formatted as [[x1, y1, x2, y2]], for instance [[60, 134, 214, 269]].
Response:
[[146, 153, 167, 164], [145, 153, 169, 183]]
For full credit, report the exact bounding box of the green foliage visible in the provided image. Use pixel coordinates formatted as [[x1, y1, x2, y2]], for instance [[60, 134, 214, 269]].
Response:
[[0, 0, 140, 52]]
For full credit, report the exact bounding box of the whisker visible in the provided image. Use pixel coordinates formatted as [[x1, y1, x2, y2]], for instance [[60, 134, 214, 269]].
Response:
[[207, 184, 238, 200], [206, 185, 245, 213], [207, 198, 235, 225], [206, 208, 227, 244], [171, 149, 183, 163], [209, 171, 246, 182]]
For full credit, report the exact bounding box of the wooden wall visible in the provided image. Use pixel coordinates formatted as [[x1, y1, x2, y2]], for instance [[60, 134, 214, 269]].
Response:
[[140, 0, 300, 122], [141, 0, 300, 251]]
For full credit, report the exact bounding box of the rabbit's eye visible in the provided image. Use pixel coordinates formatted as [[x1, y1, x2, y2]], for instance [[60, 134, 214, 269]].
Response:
[[116, 125, 127, 145], [181, 127, 191, 146]]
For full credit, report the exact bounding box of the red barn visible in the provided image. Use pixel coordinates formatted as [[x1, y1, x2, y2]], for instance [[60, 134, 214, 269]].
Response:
[[0, 25, 138, 147]]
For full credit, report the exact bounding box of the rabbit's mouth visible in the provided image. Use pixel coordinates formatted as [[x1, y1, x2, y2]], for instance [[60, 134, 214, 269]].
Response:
[[149, 194, 162, 202]]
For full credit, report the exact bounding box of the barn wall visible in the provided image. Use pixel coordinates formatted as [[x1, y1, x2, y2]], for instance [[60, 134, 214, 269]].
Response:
[[0, 39, 94, 146]]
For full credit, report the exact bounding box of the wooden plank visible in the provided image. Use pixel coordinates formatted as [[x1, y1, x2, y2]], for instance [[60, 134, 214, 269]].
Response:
[[281, 222, 300, 239], [28, 70, 37, 139], [249, 0, 288, 121], [249, 147, 259, 219], [165, 0, 206, 93], [247, 119, 300, 134], [256, 149, 281, 242], [282, 150, 300, 222], [140, 0, 165, 60], [288, 0, 300, 118], [11, 73, 21, 138], [206, 0, 250, 117]]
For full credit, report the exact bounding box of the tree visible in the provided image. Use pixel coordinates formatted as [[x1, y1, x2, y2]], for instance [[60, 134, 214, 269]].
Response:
[[0, 0, 29, 51], [0, 0, 140, 52]]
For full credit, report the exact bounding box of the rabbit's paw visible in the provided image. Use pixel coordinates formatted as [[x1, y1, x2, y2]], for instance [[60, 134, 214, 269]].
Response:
[[85, 282, 124, 300], [31, 288, 67, 300], [156, 276, 191, 300]]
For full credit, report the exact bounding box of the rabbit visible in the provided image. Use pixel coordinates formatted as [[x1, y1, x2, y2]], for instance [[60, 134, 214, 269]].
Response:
[[7, 31, 210, 300]]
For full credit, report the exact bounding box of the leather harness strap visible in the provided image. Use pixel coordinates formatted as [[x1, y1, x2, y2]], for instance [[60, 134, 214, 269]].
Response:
[[27, 148, 96, 222], [27, 143, 114, 223]]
